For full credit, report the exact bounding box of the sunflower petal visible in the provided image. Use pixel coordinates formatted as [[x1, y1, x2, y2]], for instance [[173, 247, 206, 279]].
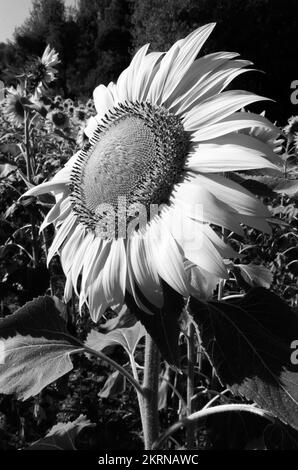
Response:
[[47, 213, 77, 265], [129, 231, 163, 308], [191, 112, 279, 141], [189, 173, 271, 218], [102, 239, 127, 305], [183, 91, 269, 131], [93, 84, 114, 117], [148, 218, 189, 296], [160, 23, 216, 104]]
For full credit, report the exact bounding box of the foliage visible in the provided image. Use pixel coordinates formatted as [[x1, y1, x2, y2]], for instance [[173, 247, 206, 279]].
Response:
[[0, 30, 298, 451]]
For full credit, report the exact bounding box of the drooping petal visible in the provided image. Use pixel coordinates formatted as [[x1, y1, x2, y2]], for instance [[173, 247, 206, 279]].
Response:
[[129, 230, 163, 308], [47, 213, 77, 265], [60, 224, 85, 275], [177, 216, 228, 278], [23, 180, 68, 198], [188, 173, 271, 218], [102, 238, 127, 305], [70, 231, 95, 294], [148, 218, 189, 296], [173, 183, 244, 235]]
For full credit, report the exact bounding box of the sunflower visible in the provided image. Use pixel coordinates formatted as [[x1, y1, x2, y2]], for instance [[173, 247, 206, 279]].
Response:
[[5, 85, 29, 125], [48, 110, 69, 129], [24, 24, 281, 320], [30, 45, 60, 96]]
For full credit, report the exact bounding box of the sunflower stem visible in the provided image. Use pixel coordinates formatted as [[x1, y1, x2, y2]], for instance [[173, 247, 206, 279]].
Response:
[[186, 321, 195, 449], [142, 333, 160, 450], [129, 354, 146, 434], [24, 106, 38, 267]]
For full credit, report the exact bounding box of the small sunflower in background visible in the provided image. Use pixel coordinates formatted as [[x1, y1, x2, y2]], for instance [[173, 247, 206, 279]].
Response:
[[284, 116, 298, 143], [24, 24, 281, 321], [28, 45, 60, 96], [48, 109, 69, 129], [74, 107, 87, 123], [4, 84, 29, 126]]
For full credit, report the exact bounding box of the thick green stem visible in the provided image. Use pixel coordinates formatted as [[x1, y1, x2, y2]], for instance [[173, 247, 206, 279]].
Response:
[[186, 322, 195, 448], [142, 333, 160, 450], [129, 354, 146, 433]]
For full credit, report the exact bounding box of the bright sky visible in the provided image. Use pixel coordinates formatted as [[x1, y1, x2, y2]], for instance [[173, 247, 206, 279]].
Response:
[[0, 0, 77, 43]]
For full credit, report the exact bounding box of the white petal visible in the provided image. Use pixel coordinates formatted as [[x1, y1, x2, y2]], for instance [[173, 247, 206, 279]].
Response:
[[52, 151, 80, 183], [165, 51, 240, 110], [64, 274, 73, 303], [84, 116, 99, 139], [70, 231, 94, 294], [173, 183, 244, 235], [23, 180, 68, 198], [47, 213, 77, 265], [60, 224, 85, 275], [102, 239, 127, 304], [185, 142, 280, 172], [129, 231, 163, 308], [169, 59, 252, 114], [183, 91, 269, 132], [188, 173, 271, 218], [127, 44, 150, 101], [148, 218, 189, 296], [191, 112, 279, 142], [159, 24, 216, 104], [93, 84, 114, 116], [147, 43, 180, 104], [178, 216, 228, 278], [87, 241, 113, 321]]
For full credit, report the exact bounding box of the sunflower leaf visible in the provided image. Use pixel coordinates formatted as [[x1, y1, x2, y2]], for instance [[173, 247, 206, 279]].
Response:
[[233, 264, 273, 289], [98, 370, 126, 398], [125, 283, 184, 369], [26, 415, 94, 450], [0, 296, 84, 400], [189, 287, 298, 430], [85, 321, 145, 356]]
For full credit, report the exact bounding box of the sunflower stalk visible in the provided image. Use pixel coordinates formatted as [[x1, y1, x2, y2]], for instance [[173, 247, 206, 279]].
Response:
[[142, 333, 160, 450], [24, 105, 38, 268], [186, 321, 196, 448]]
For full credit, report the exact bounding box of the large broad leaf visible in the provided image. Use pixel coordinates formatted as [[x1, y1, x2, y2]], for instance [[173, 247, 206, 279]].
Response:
[[0, 296, 84, 400], [189, 287, 298, 430], [125, 282, 185, 369], [27, 415, 94, 450], [86, 321, 145, 357]]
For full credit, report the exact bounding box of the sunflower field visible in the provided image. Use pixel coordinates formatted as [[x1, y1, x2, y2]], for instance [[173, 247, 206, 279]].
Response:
[[0, 23, 298, 454]]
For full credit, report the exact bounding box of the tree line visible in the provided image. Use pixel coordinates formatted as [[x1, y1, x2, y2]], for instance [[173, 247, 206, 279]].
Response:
[[1, 0, 298, 122]]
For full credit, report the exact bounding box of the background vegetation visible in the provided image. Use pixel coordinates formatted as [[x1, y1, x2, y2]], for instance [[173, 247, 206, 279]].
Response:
[[1, 0, 298, 122], [1, 0, 298, 451]]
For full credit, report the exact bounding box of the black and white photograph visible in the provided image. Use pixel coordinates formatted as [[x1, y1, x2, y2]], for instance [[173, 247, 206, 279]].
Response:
[[0, 0, 298, 458]]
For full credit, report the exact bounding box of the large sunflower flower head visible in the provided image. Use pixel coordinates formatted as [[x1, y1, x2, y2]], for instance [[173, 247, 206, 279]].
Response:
[[24, 24, 282, 321]]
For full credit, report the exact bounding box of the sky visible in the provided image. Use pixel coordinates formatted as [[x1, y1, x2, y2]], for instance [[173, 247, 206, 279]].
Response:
[[0, 0, 77, 43]]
